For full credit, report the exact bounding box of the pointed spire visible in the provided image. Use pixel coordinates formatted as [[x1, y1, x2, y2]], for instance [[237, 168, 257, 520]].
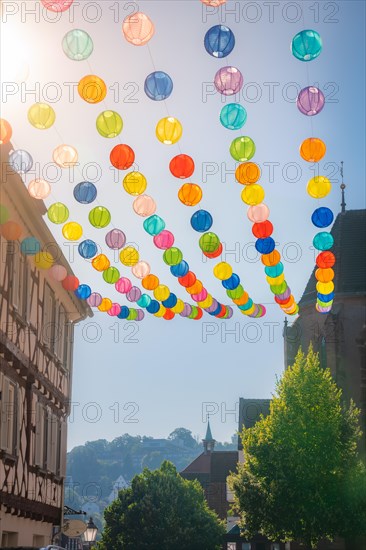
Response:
[[202, 418, 215, 454], [340, 161, 346, 214]]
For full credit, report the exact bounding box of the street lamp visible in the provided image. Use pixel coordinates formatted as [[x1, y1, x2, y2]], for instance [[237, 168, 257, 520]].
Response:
[[83, 516, 98, 548]]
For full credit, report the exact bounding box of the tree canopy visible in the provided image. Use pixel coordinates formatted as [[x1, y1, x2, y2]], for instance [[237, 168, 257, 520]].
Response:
[[97, 461, 225, 550], [229, 347, 366, 549]]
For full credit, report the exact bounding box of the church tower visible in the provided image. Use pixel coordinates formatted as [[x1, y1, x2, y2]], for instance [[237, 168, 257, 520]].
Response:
[[202, 420, 216, 454]]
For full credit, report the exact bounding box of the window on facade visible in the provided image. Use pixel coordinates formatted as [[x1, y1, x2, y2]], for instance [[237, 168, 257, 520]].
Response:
[[35, 402, 63, 475], [43, 283, 56, 352], [11, 245, 28, 316], [226, 481, 235, 502], [35, 401, 45, 468], [242, 544, 251, 550], [227, 544, 236, 550], [0, 375, 19, 456]]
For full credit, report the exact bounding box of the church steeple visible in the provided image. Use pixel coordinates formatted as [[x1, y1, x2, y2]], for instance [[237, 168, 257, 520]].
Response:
[[202, 419, 215, 454], [340, 161, 346, 214]]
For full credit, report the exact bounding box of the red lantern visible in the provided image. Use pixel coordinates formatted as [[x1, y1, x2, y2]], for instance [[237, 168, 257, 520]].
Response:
[[110, 144, 135, 170], [203, 243, 223, 259], [275, 294, 293, 306], [216, 305, 227, 318], [316, 251, 336, 269], [178, 271, 196, 288], [62, 275, 79, 291], [169, 154, 195, 179], [163, 309, 175, 320], [252, 220, 273, 238]]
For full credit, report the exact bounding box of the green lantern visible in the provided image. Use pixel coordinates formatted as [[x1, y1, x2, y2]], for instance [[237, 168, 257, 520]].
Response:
[[230, 136, 256, 162], [103, 267, 120, 284], [199, 232, 220, 253], [96, 111, 123, 138], [47, 202, 69, 224], [89, 206, 111, 228], [163, 247, 183, 266], [226, 284, 244, 300]]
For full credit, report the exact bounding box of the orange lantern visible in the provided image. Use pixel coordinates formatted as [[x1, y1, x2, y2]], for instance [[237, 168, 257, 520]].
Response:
[[0, 119, 12, 144], [186, 280, 203, 295], [0, 221, 22, 240], [78, 75, 107, 104], [178, 183, 202, 206], [92, 254, 110, 272], [235, 162, 261, 184], [261, 250, 281, 267], [300, 138, 326, 163], [315, 267, 335, 283], [142, 274, 159, 290]]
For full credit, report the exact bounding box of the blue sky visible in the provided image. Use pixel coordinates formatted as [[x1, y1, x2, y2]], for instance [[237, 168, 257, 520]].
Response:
[[1, 1, 365, 449]]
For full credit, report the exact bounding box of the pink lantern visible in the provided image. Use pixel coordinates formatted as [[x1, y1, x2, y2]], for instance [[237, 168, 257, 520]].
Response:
[[49, 264, 67, 281], [122, 12, 155, 46], [133, 194, 157, 217], [214, 66, 243, 96], [153, 230, 175, 250], [132, 261, 151, 279], [201, 0, 226, 5], [108, 303, 121, 316], [87, 292, 102, 307], [247, 204, 270, 223], [53, 144, 78, 168], [41, 0, 74, 12], [28, 179, 51, 199], [191, 288, 208, 302], [115, 277, 132, 294]]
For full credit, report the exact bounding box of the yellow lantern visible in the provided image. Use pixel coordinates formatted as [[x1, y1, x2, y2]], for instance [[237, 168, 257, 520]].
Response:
[[123, 172, 147, 196], [34, 251, 54, 269], [172, 299, 185, 314], [28, 103, 55, 129], [120, 246, 139, 266], [156, 117, 182, 145], [62, 221, 83, 241], [153, 284, 170, 301], [307, 176, 331, 199], [213, 262, 232, 280], [241, 184, 265, 206], [154, 305, 166, 318], [265, 273, 285, 286], [198, 294, 213, 308], [316, 281, 335, 294]]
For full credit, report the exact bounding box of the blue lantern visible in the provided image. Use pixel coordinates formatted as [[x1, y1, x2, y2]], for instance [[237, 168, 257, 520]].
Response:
[[137, 294, 151, 308], [311, 207, 334, 228], [144, 71, 173, 101], [255, 237, 276, 254], [162, 293, 178, 308], [75, 284, 91, 300], [73, 181, 97, 204], [204, 25, 235, 58], [146, 300, 160, 314], [170, 260, 189, 278], [118, 306, 130, 319], [190, 210, 213, 232], [143, 215, 165, 236], [220, 104, 247, 130], [265, 262, 284, 277], [291, 29, 322, 62], [313, 232, 334, 251], [78, 239, 98, 259], [222, 273, 240, 290], [209, 303, 222, 316], [317, 291, 335, 302], [20, 237, 41, 256], [9, 149, 33, 173]]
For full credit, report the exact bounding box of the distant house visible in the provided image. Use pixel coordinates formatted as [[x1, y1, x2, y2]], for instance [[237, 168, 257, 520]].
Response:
[[106, 474, 129, 504]]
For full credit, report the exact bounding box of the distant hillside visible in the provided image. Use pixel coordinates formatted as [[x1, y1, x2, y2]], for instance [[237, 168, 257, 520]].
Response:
[[65, 427, 237, 527]]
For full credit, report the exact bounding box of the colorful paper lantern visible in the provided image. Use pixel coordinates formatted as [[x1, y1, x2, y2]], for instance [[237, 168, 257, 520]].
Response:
[[20, 237, 41, 256], [169, 154, 195, 179], [307, 176, 331, 199], [89, 206, 111, 228], [153, 230, 174, 249], [292, 30, 322, 62], [297, 86, 325, 116], [0, 221, 22, 241], [74, 181, 97, 204], [265, 262, 284, 277], [190, 210, 213, 232], [146, 300, 160, 314], [236, 162, 260, 184], [316, 251, 335, 268], [143, 215, 165, 236], [255, 237, 275, 254], [62, 29, 93, 60], [62, 221, 83, 241], [316, 281, 334, 294], [179, 271, 196, 288], [108, 303, 121, 317], [28, 103, 55, 129], [122, 12, 155, 46], [156, 117, 182, 145], [103, 267, 120, 284], [223, 274, 240, 290], [132, 261, 151, 279], [98, 298, 113, 312], [78, 239, 97, 259], [204, 25, 235, 58], [127, 287, 142, 302], [41, 0, 74, 11], [144, 71, 173, 100], [96, 111, 123, 138], [133, 195, 156, 217], [78, 75, 107, 104], [315, 267, 334, 283], [110, 144, 135, 170], [120, 246, 139, 266], [28, 179, 51, 199], [162, 293, 177, 308], [201, 0, 227, 5], [163, 247, 183, 266], [75, 284, 92, 300], [123, 171, 147, 196], [0, 119, 12, 144], [171, 261, 189, 278], [142, 274, 159, 290], [247, 204, 270, 223], [115, 277, 132, 294], [220, 103, 247, 130], [48, 202, 69, 224], [53, 144, 78, 168], [117, 306, 130, 319], [261, 250, 281, 267], [8, 149, 33, 173], [313, 232, 334, 251], [35, 251, 54, 270], [49, 264, 67, 281], [92, 254, 110, 272], [87, 292, 102, 307], [241, 184, 265, 206], [300, 137, 326, 162], [199, 232, 220, 253], [214, 262, 232, 280], [154, 284, 170, 301], [178, 183, 202, 206], [105, 229, 126, 250], [252, 220, 273, 238], [230, 136, 256, 162], [311, 207, 334, 228], [61, 275, 79, 291], [214, 66, 243, 96], [137, 294, 151, 308]]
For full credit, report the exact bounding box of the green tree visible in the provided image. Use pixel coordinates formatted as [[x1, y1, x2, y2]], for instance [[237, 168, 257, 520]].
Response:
[[141, 450, 164, 470], [229, 347, 366, 549], [97, 461, 225, 550], [168, 427, 198, 449]]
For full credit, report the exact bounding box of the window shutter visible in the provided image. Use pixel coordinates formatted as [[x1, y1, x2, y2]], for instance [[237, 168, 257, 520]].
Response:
[[50, 414, 58, 473], [1, 378, 14, 454], [59, 420, 67, 477], [35, 402, 45, 467], [12, 249, 20, 309], [14, 384, 21, 456]]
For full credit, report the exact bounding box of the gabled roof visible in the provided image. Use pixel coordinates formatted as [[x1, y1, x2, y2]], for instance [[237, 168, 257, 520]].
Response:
[[299, 210, 366, 306], [180, 450, 238, 480]]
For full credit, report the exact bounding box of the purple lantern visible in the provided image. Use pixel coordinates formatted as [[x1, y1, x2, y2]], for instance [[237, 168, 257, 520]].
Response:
[[105, 229, 126, 250], [297, 86, 325, 116], [214, 66, 243, 96], [226, 306, 233, 319], [181, 303, 192, 317], [276, 287, 291, 301], [87, 292, 102, 307], [206, 299, 219, 313], [136, 309, 145, 321], [127, 286, 141, 302]]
